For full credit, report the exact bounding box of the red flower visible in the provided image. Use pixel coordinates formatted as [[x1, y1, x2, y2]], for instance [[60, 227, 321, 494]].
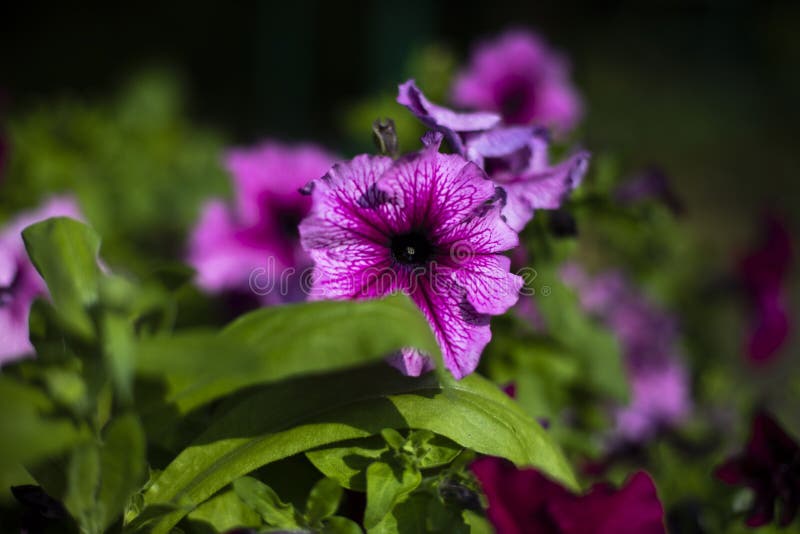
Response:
[[715, 412, 800, 527], [471, 457, 665, 534]]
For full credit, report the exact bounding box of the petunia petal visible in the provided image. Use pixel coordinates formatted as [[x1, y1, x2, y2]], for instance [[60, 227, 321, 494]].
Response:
[[449, 254, 522, 315], [411, 275, 492, 379], [397, 79, 500, 155], [379, 146, 497, 234], [502, 151, 589, 232]]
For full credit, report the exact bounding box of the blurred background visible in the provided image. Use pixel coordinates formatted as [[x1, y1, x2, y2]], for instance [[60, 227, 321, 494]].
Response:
[[2, 2, 800, 531], [2, 0, 799, 250]]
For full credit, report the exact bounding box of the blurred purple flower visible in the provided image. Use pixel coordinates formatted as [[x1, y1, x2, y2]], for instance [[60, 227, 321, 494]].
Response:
[[715, 412, 800, 528], [0, 197, 82, 364], [561, 264, 691, 443], [614, 167, 684, 215], [451, 30, 583, 132], [739, 215, 793, 364], [299, 135, 522, 379], [188, 141, 336, 304], [398, 80, 588, 232], [472, 457, 665, 534]]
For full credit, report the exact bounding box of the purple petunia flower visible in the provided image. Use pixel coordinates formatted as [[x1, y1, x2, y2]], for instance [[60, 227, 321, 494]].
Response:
[[397, 80, 588, 232], [451, 30, 583, 132], [298, 135, 523, 379], [715, 412, 800, 528], [738, 215, 793, 365], [188, 141, 337, 305], [471, 456, 665, 534], [0, 197, 82, 364], [561, 264, 691, 443]]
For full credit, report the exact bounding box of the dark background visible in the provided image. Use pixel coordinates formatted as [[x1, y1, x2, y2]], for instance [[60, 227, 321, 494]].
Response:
[[2, 1, 799, 251]]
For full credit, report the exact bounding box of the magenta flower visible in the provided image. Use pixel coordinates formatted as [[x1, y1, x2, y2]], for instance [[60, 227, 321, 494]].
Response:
[[451, 30, 583, 132], [299, 135, 522, 379], [0, 197, 82, 364], [472, 457, 665, 534], [739, 215, 793, 364], [189, 141, 337, 304], [561, 264, 691, 443], [715, 412, 800, 528], [398, 80, 588, 232]]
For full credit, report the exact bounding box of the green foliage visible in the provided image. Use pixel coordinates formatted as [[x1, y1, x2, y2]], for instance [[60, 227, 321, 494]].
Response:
[[229, 476, 358, 533], [134, 362, 573, 533], [7, 214, 577, 533], [3, 72, 229, 274]]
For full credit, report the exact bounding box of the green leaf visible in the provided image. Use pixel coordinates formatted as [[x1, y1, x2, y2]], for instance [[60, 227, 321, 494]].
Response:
[[323, 516, 364, 534], [307, 436, 388, 491], [233, 476, 300, 529], [135, 294, 440, 415], [307, 432, 460, 492], [98, 414, 146, 530], [22, 217, 102, 338], [364, 461, 421, 531], [135, 364, 576, 533], [64, 442, 102, 534], [186, 490, 261, 533], [381, 428, 406, 450], [383, 491, 469, 534], [305, 477, 343, 525], [101, 314, 135, 404], [412, 432, 462, 470]]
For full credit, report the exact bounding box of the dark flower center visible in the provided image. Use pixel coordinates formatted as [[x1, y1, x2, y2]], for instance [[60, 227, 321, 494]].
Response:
[[497, 76, 536, 124], [391, 231, 434, 266], [275, 207, 304, 237], [0, 267, 21, 308]]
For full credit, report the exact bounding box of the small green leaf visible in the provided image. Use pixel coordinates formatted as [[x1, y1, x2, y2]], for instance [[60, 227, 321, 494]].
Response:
[[307, 436, 388, 491], [305, 477, 343, 525], [364, 461, 421, 530], [186, 490, 261, 532], [22, 217, 102, 338], [42, 368, 89, 415], [101, 314, 135, 404], [381, 428, 406, 450], [413, 433, 462, 470], [233, 476, 299, 529]]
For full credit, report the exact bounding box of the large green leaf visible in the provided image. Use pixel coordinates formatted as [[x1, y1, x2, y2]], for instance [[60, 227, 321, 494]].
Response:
[[134, 294, 440, 415], [22, 217, 102, 338], [134, 364, 576, 533]]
